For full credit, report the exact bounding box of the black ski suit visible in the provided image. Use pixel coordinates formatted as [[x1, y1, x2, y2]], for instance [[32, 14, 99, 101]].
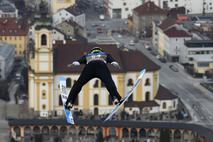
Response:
[[66, 51, 122, 105]]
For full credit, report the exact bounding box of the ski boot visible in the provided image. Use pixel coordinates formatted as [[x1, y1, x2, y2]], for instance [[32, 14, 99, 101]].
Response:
[[64, 102, 73, 110]]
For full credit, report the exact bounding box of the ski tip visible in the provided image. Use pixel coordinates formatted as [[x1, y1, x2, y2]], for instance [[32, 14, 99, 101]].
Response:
[[139, 69, 146, 78], [141, 68, 146, 73]]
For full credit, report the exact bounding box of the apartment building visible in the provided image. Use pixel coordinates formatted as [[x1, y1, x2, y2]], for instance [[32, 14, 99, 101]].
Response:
[[145, 0, 213, 14]]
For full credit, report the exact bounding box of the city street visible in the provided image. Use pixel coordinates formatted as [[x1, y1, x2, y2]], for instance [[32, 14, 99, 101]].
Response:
[[133, 40, 213, 127]]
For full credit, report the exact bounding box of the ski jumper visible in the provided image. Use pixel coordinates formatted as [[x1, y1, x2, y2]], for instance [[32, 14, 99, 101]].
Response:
[[66, 51, 122, 105]]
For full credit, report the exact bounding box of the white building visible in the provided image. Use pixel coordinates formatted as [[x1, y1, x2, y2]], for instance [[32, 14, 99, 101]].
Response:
[[0, 42, 15, 80], [0, 1, 18, 18], [52, 29, 66, 41], [52, 6, 85, 27], [145, 0, 213, 14], [154, 19, 191, 62], [104, 0, 142, 19], [183, 40, 213, 76]]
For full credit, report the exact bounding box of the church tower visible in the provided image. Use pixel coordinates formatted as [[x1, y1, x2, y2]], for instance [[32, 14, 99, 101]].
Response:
[[28, 25, 54, 117]]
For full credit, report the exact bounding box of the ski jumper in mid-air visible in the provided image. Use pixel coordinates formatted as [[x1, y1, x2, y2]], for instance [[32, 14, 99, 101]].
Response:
[[65, 47, 124, 110]]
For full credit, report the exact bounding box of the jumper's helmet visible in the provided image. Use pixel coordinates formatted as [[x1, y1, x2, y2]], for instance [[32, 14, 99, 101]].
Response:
[[90, 47, 103, 53]]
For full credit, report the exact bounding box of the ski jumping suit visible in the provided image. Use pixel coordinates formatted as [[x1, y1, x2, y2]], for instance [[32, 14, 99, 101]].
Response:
[[66, 51, 122, 105]]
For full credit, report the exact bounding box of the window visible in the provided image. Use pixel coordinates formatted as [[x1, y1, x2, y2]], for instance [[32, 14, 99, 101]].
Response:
[[123, 2, 126, 6], [42, 83, 46, 86], [145, 78, 150, 86], [125, 8, 128, 11], [175, 4, 178, 7], [108, 95, 113, 105], [93, 80, 99, 88], [145, 92, 150, 101], [188, 57, 193, 61], [42, 91, 46, 99], [41, 34, 47, 46], [42, 104, 46, 109], [94, 94, 99, 105], [173, 101, 176, 108], [163, 102, 166, 109], [197, 62, 209, 67], [66, 78, 72, 88], [5, 37, 7, 40], [127, 79, 133, 86], [59, 95, 63, 106]]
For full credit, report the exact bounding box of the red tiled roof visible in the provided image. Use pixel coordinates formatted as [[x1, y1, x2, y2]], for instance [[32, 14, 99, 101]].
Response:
[[53, 41, 160, 74], [164, 26, 191, 37], [159, 18, 177, 30], [0, 18, 28, 36], [155, 85, 178, 100], [133, 1, 167, 16], [124, 101, 160, 108]]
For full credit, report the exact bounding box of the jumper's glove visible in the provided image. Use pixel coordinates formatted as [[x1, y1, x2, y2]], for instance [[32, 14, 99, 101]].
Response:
[[67, 61, 80, 67], [111, 61, 121, 69]]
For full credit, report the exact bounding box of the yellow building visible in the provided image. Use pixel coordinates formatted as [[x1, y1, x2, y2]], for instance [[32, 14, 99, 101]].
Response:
[[51, 0, 76, 14], [0, 18, 28, 57]]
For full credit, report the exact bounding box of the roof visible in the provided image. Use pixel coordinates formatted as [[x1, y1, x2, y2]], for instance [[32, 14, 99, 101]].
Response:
[[8, 119, 213, 140], [155, 85, 178, 100], [0, 18, 28, 36], [62, 19, 84, 29], [133, 1, 167, 16], [65, 5, 83, 16], [159, 19, 177, 30], [164, 26, 191, 38], [0, 1, 16, 13], [124, 101, 159, 108], [53, 41, 160, 74], [185, 40, 213, 47]]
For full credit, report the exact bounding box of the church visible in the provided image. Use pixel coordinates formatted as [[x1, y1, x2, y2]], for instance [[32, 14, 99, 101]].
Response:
[[28, 25, 178, 117]]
